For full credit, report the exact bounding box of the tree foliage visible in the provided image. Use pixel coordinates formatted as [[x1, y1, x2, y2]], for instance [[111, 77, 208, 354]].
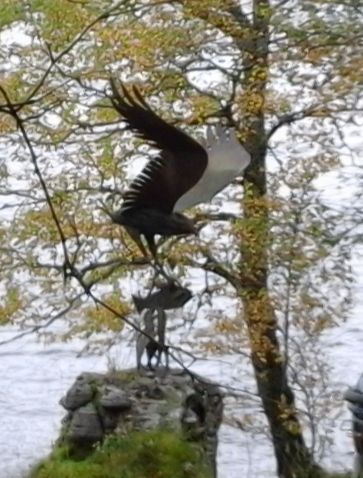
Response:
[[0, 0, 362, 475]]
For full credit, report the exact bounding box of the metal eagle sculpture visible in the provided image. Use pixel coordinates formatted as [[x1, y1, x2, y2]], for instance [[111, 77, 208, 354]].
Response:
[[109, 79, 251, 256]]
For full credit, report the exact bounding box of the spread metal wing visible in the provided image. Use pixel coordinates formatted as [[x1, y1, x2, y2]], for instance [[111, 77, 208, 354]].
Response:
[[174, 125, 251, 212], [110, 79, 208, 214]]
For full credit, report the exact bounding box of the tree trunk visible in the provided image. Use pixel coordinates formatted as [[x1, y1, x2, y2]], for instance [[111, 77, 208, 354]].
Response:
[[242, 272, 321, 477], [180, 0, 324, 475], [239, 1, 321, 476]]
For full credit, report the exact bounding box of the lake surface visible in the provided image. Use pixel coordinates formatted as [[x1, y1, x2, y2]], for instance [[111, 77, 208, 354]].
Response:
[[1, 246, 362, 478]]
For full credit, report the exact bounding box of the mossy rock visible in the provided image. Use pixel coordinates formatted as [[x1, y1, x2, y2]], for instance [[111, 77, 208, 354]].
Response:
[[30, 429, 212, 478]]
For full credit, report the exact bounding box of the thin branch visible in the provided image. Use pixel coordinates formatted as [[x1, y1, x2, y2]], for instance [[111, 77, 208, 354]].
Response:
[[22, 0, 131, 107], [266, 104, 320, 140], [0, 85, 74, 272], [0, 292, 83, 346], [196, 252, 241, 290]]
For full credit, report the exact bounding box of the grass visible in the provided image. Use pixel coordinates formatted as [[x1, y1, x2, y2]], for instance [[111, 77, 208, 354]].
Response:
[[30, 429, 212, 478], [29, 425, 352, 478]]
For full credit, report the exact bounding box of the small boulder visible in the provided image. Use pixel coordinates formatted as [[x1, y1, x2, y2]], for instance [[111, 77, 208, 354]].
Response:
[[60, 375, 97, 410], [68, 403, 103, 444], [99, 385, 132, 411]]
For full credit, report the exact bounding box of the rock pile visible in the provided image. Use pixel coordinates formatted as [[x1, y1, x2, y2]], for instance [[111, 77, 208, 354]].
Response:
[[59, 367, 223, 476]]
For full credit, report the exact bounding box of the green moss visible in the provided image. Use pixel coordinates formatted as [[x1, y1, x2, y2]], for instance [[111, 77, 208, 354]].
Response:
[[108, 369, 140, 383], [0, 2, 25, 28], [30, 429, 212, 478]]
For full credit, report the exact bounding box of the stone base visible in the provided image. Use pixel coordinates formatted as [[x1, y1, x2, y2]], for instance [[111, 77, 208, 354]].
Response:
[[58, 367, 223, 476]]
